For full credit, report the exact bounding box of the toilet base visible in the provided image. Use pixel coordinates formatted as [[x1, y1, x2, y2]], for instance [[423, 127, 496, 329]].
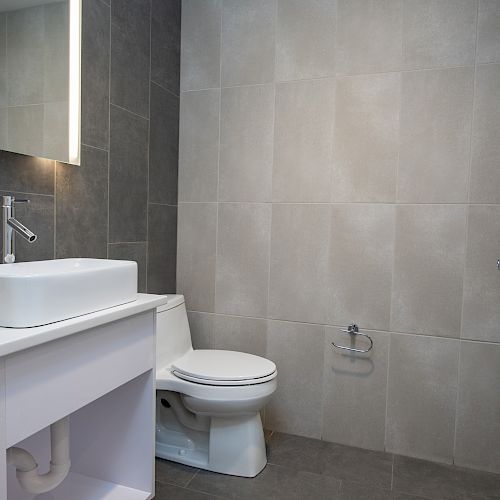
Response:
[[156, 413, 267, 477]]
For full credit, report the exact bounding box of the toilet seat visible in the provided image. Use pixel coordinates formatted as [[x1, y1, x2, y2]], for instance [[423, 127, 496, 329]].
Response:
[[171, 350, 277, 386]]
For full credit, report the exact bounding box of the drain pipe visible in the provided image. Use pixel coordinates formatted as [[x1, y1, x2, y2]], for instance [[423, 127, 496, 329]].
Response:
[[160, 391, 209, 432], [7, 417, 71, 494]]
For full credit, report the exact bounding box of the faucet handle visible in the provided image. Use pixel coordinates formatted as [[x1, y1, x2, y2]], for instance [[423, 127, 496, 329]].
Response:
[[12, 198, 30, 204]]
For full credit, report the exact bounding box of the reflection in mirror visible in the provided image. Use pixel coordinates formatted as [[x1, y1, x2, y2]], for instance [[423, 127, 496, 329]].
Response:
[[0, 0, 80, 165]]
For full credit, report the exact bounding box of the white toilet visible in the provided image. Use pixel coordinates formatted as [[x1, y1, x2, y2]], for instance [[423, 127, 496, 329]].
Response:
[[155, 295, 277, 478]]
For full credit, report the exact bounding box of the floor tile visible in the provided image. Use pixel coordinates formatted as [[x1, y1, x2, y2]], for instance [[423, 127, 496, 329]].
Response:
[[154, 481, 217, 500], [156, 458, 199, 488]]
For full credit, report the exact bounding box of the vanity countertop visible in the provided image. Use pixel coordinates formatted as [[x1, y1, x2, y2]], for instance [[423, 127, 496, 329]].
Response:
[[0, 293, 167, 358]]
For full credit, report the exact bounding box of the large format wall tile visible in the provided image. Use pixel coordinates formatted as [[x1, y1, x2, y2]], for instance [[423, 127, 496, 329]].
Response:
[[391, 205, 466, 337], [266, 320, 325, 438], [398, 68, 473, 203], [214, 315, 267, 357], [455, 341, 500, 473], [462, 205, 500, 343], [332, 73, 400, 203], [323, 328, 389, 451], [111, 0, 151, 118], [336, 0, 403, 75], [180, 0, 221, 91], [215, 203, 271, 317], [273, 79, 335, 202], [221, 0, 276, 87], [178, 89, 219, 202], [386, 334, 460, 463], [108, 242, 147, 293], [0, 14, 5, 108], [469, 64, 500, 203], [275, 0, 336, 81], [269, 204, 330, 324], [177, 203, 217, 312], [187, 311, 214, 349], [402, 0, 477, 70], [477, 0, 500, 64], [219, 84, 274, 202], [328, 204, 395, 331]]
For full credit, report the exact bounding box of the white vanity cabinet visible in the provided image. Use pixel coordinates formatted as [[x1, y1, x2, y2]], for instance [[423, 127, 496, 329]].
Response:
[[0, 294, 166, 500]]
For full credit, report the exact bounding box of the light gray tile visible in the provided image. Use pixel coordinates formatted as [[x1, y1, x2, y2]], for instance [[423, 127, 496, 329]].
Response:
[[275, 0, 336, 81], [332, 73, 400, 203], [214, 315, 267, 357], [402, 0, 477, 70], [43, 101, 69, 162], [469, 64, 500, 203], [386, 334, 459, 462], [336, 0, 403, 75], [266, 320, 325, 438], [7, 105, 44, 158], [178, 89, 219, 202], [328, 204, 395, 331], [221, 0, 276, 87], [273, 79, 335, 202], [323, 328, 389, 451], [398, 68, 473, 203], [462, 205, 500, 343], [391, 205, 467, 337], [215, 203, 271, 317], [477, 0, 500, 63], [269, 204, 330, 324], [177, 203, 217, 312], [219, 84, 274, 202], [455, 341, 500, 473], [0, 14, 6, 108], [180, 0, 221, 91], [187, 311, 214, 349]]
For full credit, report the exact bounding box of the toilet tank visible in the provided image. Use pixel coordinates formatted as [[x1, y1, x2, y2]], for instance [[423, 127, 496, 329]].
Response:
[[156, 295, 193, 369]]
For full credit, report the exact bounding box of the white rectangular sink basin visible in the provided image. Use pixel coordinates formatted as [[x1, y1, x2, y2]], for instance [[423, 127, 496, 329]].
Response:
[[0, 258, 138, 328]]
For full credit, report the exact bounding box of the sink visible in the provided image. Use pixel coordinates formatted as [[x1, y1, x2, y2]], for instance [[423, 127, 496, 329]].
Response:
[[0, 259, 138, 328]]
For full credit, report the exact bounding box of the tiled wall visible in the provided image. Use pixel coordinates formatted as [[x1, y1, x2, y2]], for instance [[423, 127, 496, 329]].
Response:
[[0, 0, 180, 294], [177, 0, 500, 472]]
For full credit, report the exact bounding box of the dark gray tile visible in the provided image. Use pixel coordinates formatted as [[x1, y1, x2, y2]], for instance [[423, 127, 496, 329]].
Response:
[[154, 481, 216, 500], [155, 458, 198, 488], [149, 83, 179, 205], [109, 105, 148, 243], [81, 0, 110, 150], [55, 145, 108, 258], [340, 481, 393, 500], [147, 203, 177, 294], [110, 0, 151, 118], [151, 0, 180, 95], [0, 191, 54, 262], [0, 150, 54, 195], [108, 242, 147, 292]]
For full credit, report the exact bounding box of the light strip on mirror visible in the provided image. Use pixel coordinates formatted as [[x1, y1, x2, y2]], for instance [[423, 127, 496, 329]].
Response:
[[69, 0, 81, 165]]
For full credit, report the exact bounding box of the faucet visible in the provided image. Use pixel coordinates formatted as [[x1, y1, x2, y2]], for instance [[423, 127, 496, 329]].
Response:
[[2, 195, 38, 264]]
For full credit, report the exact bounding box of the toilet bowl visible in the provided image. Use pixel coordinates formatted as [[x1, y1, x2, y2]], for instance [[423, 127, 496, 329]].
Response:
[[155, 295, 277, 478]]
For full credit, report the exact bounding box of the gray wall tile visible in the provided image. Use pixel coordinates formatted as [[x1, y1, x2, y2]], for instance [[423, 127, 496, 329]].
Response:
[[469, 64, 500, 203], [219, 84, 274, 202], [266, 320, 325, 438], [187, 311, 214, 349], [214, 315, 267, 357], [177, 203, 217, 312], [215, 203, 271, 317], [454, 341, 500, 473], [108, 242, 147, 293], [332, 73, 400, 203], [386, 334, 460, 463], [221, 0, 276, 87], [336, 0, 403, 75], [323, 328, 389, 451], [7, 105, 44, 158], [178, 89, 219, 202], [0, 109, 5, 149], [391, 205, 466, 337], [276, 0, 336, 81], [402, 0, 477, 70], [273, 79, 335, 202], [462, 205, 500, 343], [180, 0, 221, 91], [477, 0, 500, 64], [0, 14, 5, 108], [328, 204, 395, 331]]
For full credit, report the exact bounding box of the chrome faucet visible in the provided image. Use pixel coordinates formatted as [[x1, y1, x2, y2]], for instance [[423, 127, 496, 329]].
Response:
[[2, 195, 38, 264]]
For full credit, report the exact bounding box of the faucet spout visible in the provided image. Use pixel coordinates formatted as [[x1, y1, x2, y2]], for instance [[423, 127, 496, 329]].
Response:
[[7, 218, 37, 243]]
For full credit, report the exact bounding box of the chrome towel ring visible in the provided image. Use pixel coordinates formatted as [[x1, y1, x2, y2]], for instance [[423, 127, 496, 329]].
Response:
[[331, 323, 373, 353]]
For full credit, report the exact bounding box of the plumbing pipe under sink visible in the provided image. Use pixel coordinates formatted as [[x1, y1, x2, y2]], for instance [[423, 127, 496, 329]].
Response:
[[7, 417, 71, 494]]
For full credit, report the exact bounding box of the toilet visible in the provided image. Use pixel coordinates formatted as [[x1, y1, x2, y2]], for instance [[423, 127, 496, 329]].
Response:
[[155, 295, 277, 478]]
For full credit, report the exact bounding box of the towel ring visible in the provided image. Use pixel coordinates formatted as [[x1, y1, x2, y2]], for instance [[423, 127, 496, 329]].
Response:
[[331, 323, 373, 353]]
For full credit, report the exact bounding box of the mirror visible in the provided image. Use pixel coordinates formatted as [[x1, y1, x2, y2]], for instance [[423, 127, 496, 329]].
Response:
[[0, 0, 81, 165]]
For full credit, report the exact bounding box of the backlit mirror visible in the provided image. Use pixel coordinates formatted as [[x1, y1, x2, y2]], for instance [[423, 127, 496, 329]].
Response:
[[0, 0, 81, 165]]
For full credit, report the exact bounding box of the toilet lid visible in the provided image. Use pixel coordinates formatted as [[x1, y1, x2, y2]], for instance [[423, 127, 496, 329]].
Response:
[[172, 350, 276, 385]]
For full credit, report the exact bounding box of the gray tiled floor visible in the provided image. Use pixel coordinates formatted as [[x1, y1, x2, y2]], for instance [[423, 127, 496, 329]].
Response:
[[154, 431, 500, 500]]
